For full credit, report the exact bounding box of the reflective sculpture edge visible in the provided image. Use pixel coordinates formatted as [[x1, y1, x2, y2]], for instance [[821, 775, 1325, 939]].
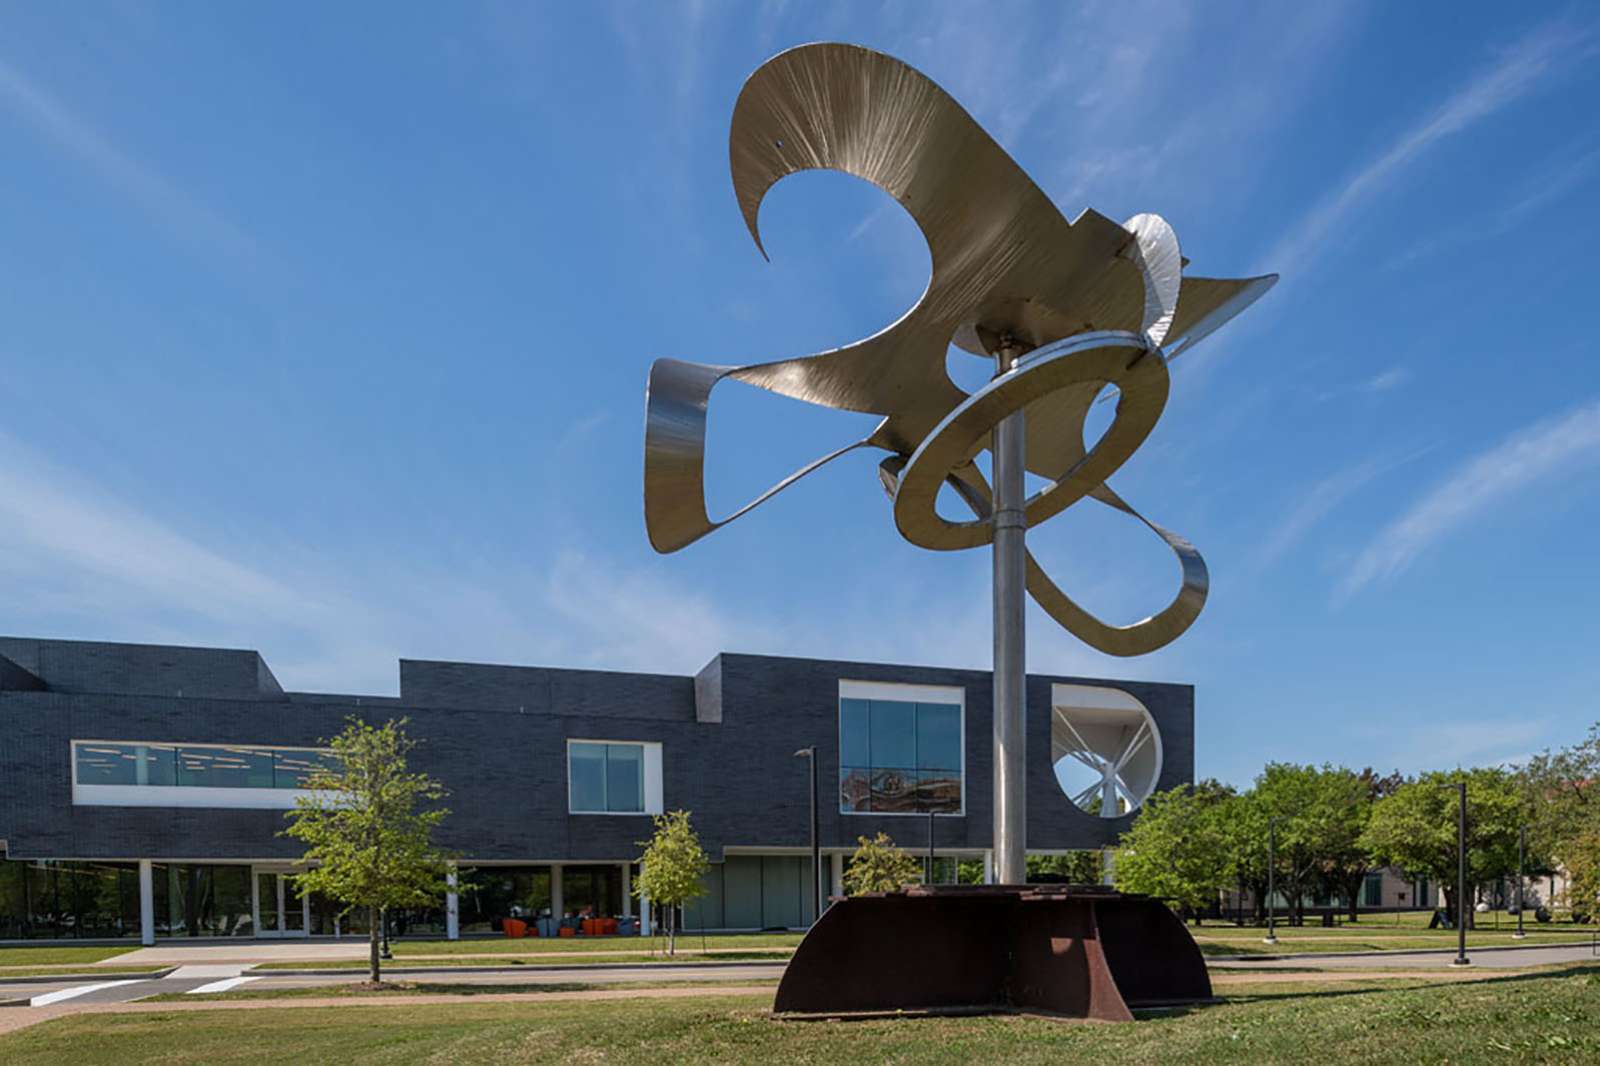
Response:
[[643, 41, 1273, 657]]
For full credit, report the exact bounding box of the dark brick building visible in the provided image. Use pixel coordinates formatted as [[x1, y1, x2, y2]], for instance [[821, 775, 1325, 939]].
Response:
[[0, 636, 1193, 941]]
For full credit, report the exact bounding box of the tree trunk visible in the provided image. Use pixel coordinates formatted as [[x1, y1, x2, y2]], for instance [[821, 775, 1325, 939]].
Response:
[[369, 905, 381, 984]]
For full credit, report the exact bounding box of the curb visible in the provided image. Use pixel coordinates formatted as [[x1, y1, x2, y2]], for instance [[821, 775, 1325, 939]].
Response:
[[0, 967, 175, 986]]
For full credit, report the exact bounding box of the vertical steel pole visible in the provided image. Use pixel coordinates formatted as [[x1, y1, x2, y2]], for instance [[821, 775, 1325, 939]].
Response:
[[1453, 781, 1470, 966], [1515, 824, 1526, 939], [927, 809, 936, 883], [992, 341, 1028, 885], [810, 748, 821, 921]]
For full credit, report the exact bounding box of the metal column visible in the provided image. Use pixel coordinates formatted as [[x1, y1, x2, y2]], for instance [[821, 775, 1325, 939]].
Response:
[[445, 864, 459, 941], [992, 341, 1028, 885], [138, 859, 154, 946]]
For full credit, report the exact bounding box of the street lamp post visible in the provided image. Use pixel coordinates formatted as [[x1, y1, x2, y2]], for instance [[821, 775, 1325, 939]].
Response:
[[1264, 817, 1280, 945], [794, 747, 821, 922], [1514, 824, 1527, 940], [927, 808, 936, 885], [380, 907, 393, 960], [1448, 780, 1470, 967]]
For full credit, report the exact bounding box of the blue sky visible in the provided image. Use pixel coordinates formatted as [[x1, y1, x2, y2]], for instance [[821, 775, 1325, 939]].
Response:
[[1, 3, 1597, 787]]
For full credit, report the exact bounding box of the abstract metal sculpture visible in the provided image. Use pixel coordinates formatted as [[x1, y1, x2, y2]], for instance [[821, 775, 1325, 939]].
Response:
[[643, 41, 1274, 1019]]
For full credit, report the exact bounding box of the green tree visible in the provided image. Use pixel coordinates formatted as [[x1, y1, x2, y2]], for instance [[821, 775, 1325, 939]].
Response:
[[282, 718, 452, 984], [1362, 768, 1521, 928], [1027, 851, 1102, 883], [844, 833, 922, 895], [1212, 790, 1270, 923], [1516, 723, 1599, 896], [633, 810, 709, 956], [1113, 785, 1232, 922]]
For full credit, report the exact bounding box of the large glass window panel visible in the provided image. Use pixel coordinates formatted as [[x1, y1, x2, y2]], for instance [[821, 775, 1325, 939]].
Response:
[[868, 700, 917, 769], [153, 864, 254, 937], [839, 698, 870, 767], [604, 744, 644, 813], [916, 703, 962, 771], [569, 743, 607, 812], [176, 747, 275, 789], [0, 859, 141, 939]]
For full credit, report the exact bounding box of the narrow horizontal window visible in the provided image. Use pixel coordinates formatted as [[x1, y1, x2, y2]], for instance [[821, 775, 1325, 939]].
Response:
[[72, 741, 340, 791]]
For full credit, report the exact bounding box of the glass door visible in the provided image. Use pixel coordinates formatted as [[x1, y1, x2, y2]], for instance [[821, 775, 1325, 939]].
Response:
[[253, 867, 310, 937]]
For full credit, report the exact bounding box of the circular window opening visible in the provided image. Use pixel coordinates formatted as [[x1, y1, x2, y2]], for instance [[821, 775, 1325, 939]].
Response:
[[1051, 683, 1162, 818]]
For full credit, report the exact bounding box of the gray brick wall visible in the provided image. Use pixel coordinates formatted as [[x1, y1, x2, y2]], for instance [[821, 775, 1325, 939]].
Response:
[[0, 638, 1194, 863]]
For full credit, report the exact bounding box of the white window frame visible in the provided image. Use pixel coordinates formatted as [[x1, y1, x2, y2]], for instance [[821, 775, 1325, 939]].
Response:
[[70, 739, 338, 810], [838, 679, 966, 817], [565, 739, 664, 816]]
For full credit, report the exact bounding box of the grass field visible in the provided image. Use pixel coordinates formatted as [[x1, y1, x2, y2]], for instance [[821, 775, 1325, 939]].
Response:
[[255, 949, 788, 970], [0, 945, 137, 968], [150, 978, 781, 1002], [390, 932, 805, 955], [4, 966, 1597, 1064]]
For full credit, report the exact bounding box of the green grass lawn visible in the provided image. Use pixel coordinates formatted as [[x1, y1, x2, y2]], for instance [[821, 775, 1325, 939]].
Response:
[[255, 949, 789, 970], [0, 945, 137, 968], [149, 978, 781, 1002], [4, 967, 1598, 1064], [391, 932, 804, 955]]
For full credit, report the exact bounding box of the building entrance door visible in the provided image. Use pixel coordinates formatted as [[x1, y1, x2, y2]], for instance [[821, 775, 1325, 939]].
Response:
[[253, 868, 309, 937]]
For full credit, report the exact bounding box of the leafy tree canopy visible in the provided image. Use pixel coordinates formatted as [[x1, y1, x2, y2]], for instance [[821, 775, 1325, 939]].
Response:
[[282, 717, 451, 982], [844, 833, 922, 895]]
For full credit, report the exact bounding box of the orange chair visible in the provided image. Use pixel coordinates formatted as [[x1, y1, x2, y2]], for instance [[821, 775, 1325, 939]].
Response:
[[502, 918, 527, 939], [602, 918, 618, 935], [559, 926, 576, 937]]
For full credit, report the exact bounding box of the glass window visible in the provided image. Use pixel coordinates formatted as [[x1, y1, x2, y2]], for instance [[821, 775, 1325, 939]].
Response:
[[151, 863, 254, 937], [0, 858, 142, 939], [869, 700, 917, 768], [605, 744, 644, 813], [74, 742, 337, 790], [840, 699, 870, 766], [271, 750, 342, 789], [840, 693, 963, 814], [569, 742, 607, 812], [916, 703, 962, 771], [74, 743, 177, 786], [176, 746, 275, 788], [569, 742, 646, 813]]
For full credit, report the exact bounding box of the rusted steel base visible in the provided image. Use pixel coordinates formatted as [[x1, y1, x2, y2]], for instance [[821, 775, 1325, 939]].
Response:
[[772, 885, 1210, 1021]]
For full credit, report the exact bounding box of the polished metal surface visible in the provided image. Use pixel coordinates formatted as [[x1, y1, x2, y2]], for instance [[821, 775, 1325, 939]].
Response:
[[643, 41, 1272, 659], [991, 341, 1028, 886]]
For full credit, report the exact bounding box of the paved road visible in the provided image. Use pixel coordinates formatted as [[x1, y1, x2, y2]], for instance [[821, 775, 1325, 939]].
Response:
[[1212, 942, 1599, 970]]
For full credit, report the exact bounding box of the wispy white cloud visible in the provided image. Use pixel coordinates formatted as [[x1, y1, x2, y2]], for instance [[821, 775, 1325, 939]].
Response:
[[1364, 367, 1411, 393], [1384, 142, 1600, 270], [1260, 17, 1593, 275], [1256, 457, 1396, 569], [0, 57, 258, 263], [1341, 398, 1600, 597]]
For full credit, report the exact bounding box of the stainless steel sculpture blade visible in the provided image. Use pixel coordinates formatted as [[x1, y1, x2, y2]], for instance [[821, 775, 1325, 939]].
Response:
[[642, 39, 1275, 655]]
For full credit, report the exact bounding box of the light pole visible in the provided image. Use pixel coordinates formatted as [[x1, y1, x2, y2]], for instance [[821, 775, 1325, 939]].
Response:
[[380, 907, 393, 960], [794, 747, 821, 922], [1447, 780, 1470, 967], [1514, 824, 1527, 940], [1264, 816, 1280, 945]]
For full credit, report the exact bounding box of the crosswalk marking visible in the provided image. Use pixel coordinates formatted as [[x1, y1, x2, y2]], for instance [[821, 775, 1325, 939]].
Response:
[[186, 976, 262, 995], [29, 980, 141, 1007]]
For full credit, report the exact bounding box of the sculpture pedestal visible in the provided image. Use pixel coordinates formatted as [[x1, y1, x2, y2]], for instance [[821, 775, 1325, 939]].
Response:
[[773, 884, 1211, 1022]]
